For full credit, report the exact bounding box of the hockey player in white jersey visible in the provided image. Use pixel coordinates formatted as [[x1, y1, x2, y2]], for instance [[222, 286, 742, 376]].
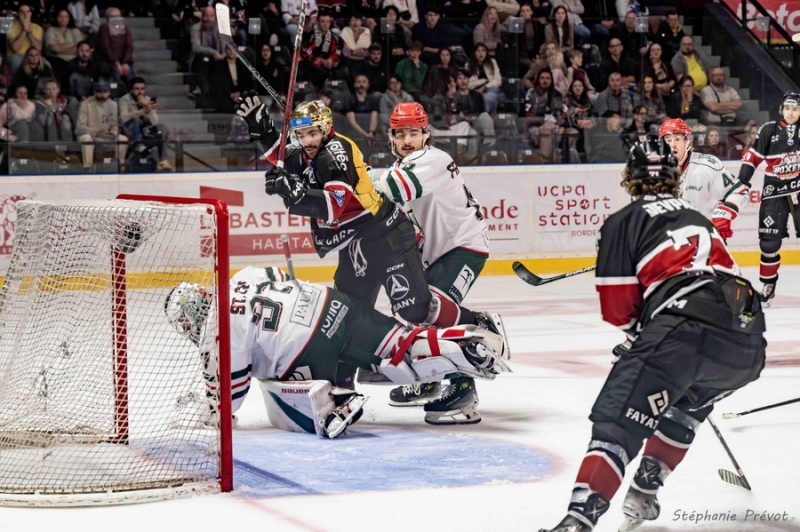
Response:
[[658, 118, 749, 239], [369, 102, 509, 424], [164, 266, 510, 439]]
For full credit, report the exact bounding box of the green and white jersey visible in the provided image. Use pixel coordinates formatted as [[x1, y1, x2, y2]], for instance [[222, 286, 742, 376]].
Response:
[[230, 266, 330, 381], [370, 146, 489, 267], [681, 151, 749, 221]]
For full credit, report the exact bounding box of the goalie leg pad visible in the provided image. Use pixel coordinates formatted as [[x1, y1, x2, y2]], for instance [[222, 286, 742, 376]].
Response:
[[259, 379, 342, 438]]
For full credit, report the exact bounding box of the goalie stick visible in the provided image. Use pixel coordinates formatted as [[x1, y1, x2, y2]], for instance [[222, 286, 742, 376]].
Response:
[[707, 415, 752, 491], [722, 396, 800, 419], [216, 4, 286, 109], [512, 261, 596, 287]]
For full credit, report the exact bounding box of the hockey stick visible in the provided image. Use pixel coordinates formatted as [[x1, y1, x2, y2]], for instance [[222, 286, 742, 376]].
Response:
[[512, 261, 596, 287], [707, 415, 752, 491], [276, 0, 308, 168], [722, 396, 800, 419], [216, 4, 287, 110]]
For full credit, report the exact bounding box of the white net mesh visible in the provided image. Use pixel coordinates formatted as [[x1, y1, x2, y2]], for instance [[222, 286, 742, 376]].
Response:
[[0, 199, 225, 505]]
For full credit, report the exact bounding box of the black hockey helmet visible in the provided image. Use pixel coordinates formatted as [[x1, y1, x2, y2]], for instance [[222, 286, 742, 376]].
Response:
[[626, 139, 678, 181], [779, 91, 800, 117]]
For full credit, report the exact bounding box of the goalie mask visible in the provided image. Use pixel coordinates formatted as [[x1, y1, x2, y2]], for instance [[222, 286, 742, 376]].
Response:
[[290, 101, 333, 138], [388, 102, 430, 158], [165, 282, 213, 345], [626, 139, 678, 181]]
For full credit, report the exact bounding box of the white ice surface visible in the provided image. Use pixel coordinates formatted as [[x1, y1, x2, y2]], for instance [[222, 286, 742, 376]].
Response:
[[1, 266, 798, 532]]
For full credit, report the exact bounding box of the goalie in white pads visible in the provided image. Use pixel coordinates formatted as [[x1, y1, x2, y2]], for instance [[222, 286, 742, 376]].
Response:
[[164, 266, 510, 438], [368, 102, 509, 423]]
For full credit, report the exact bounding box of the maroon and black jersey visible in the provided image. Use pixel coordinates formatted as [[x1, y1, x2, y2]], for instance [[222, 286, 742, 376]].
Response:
[[300, 27, 343, 69], [595, 194, 738, 336], [738, 120, 800, 199]]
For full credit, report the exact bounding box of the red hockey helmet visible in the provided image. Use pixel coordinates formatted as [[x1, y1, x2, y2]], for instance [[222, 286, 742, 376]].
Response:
[[389, 102, 428, 130], [658, 118, 692, 140]]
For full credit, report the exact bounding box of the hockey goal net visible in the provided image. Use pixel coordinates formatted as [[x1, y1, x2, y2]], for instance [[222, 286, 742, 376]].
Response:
[[0, 196, 231, 506]]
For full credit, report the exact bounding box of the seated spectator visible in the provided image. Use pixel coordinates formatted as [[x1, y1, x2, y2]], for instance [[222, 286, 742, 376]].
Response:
[[379, 74, 414, 128], [642, 42, 676, 100], [379, 6, 410, 72], [190, 6, 224, 98], [6, 4, 44, 74], [487, 0, 520, 20], [544, 5, 573, 56], [76, 80, 128, 170], [255, 44, 288, 102], [11, 47, 54, 99], [282, 0, 320, 45], [0, 85, 36, 142], [355, 43, 387, 96], [551, 0, 590, 46], [695, 127, 727, 158], [119, 77, 172, 171], [561, 78, 595, 162], [316, 0, 348, 21], [586, 114, 628, 162], [0, 55, 12, 105], [611, 11, 647, 62], [413, 6, 461, 65], [671, 35, 709, 91], [448, 68, 496, 144], [614, 0, 647, 21], [523, 67, 563, 159], [700, 67, 742, 125], [68, 0, 102, 47], [423, 47, 458, 99], [68, 40, 100, 100], [522, 42, 566, 89], [448, 0, 488, 26], [518, 4, 546, 75], [45, 10, 83, 91], [566, 48, 594, 94], [299, 14, 343, 89], [473, 6, 507, 58], [598, 37, 636, 90], [347, 0, 381, 32], [383, 0, 418, 47], [595, 71, 633, 128], [666, 74, 702, 120], [35, 78, 75, 143], [341, 15, 372, 65], [341, 74, 380, 151], [652, 8, 683, 62], [210, 46, 255, 112], [727, 119, 757, 159], [468, 43, 502, 115], [620, 104, 656, 150], [531, 0, 553, 24], [638, 75, 666, 122], [395, 41, 427, 99], [95, 8, 134, 86]]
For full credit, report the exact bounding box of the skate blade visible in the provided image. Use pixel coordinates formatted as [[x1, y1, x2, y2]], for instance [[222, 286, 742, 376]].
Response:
[[618, 515, 644, 532], [388, 401, 427, 407], [424, 407, 481, 425]]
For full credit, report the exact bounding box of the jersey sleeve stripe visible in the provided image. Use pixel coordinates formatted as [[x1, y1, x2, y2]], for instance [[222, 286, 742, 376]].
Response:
[[393, 169, 413, 201], [595, 276, 639, 286], [386, 175, 404, 203], [403, 168, 424, 199]]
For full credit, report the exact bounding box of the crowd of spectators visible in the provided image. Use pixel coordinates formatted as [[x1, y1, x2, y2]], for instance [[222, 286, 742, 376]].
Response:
[[0, 0, 761, 170]]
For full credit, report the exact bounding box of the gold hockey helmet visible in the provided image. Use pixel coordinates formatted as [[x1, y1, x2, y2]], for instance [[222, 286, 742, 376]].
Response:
[[290, 101, 333, 135]]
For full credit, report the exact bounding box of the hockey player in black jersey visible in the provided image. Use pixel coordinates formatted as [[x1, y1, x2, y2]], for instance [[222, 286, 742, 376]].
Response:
[[540, 140, 766, 532], [737, 91, 800, 303], [233, 93, 433, 340]]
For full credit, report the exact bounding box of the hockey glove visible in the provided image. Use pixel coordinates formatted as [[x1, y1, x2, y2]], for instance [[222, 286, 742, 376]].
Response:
[[612, 338, 632, 364], [712, 216, 733, 240], [234, 90, 274, 141], [265, 167, 306, 205]]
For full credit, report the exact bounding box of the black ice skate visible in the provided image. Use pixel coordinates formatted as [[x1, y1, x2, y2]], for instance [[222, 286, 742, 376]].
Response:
[[619, 457, 663, 532], [423, 376, 480, 425], [388, 382, 444, 407], [539, 493, 610, 532], [474, 311, 511, 359], [760, 282, 776, 306]]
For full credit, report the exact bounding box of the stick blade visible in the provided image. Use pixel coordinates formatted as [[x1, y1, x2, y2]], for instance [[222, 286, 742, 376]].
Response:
[[512, 261, 543, 286], [721, 412, 739, 419], [718, 469, 751, 490], [216, 3, 232, 36]]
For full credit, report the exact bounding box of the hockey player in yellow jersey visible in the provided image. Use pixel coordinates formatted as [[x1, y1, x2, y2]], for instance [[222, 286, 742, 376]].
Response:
[[369, 102, 510, 424]]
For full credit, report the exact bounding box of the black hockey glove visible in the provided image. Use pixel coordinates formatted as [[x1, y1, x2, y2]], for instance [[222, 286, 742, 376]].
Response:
[[265, 167, 306, 205], [234, 90, 274, 141], [612, 338, 632, 364]]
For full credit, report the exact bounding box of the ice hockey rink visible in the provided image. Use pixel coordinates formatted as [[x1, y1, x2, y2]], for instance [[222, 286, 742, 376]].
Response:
[[1, 265, 798, 532]]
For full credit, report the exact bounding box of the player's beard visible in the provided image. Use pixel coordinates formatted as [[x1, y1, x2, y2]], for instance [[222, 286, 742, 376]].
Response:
[[302, 141, 323, 159]]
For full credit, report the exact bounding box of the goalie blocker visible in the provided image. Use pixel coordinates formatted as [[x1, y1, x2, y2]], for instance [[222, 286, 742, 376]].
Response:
[[165, 266, 510, 438]]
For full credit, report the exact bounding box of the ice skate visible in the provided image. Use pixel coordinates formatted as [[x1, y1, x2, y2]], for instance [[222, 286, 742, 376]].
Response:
[[474, 311, 511, 359], [423, 376, 481, 425], [539, 493, 610, 532], [389, 382, 444, 407], [760, 282, 775, 306], [619, 457, 663, 532]]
